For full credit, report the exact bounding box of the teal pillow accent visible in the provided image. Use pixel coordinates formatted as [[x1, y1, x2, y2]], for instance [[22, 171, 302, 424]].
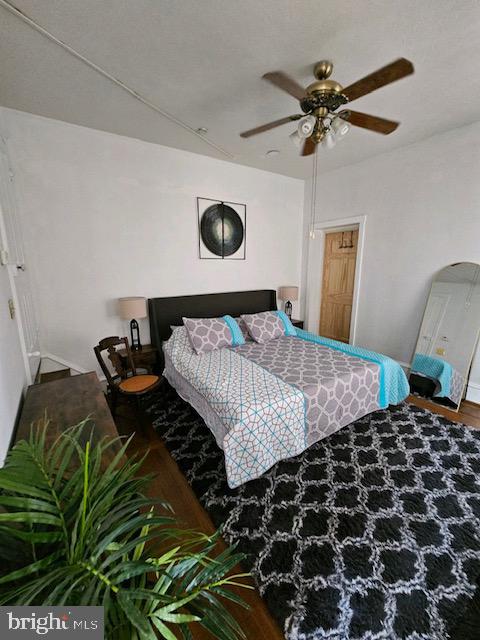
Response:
[[223, 315, 245, 347], [275, 310, 297, 337]]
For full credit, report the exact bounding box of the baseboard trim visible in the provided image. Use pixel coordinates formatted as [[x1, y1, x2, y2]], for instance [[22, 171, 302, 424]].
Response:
[[466, 381, 480, 404], [41, 352, 87, 375]]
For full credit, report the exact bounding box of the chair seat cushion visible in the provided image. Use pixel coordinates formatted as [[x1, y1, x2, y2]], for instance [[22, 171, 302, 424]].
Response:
[[119, 374, 159, 394]]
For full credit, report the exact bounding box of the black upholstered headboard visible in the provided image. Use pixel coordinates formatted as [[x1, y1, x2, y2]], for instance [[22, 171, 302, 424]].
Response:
[[148, 289, 277, 359]]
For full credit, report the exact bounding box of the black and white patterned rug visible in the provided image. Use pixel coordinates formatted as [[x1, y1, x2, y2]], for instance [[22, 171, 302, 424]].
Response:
[[148, 386, 480, 640]]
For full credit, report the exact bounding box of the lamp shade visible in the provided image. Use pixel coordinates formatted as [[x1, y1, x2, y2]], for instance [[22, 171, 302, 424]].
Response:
[[278, 286, 298, 301], [118, 297, 147, 320]]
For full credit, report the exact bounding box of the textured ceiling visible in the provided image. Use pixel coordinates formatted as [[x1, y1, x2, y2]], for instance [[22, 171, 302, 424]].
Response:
[[1, 0, 479, 178]]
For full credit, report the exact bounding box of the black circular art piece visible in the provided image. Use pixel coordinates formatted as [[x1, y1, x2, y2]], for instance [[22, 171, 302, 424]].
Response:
[[200, 204, 244, 257]]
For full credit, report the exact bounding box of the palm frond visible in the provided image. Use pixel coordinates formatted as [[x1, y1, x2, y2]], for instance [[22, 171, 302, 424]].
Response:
[[0, 416, 250, 639]]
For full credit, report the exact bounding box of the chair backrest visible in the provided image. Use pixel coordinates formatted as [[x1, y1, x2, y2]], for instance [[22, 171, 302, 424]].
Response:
[[94, 336, 137, 387]]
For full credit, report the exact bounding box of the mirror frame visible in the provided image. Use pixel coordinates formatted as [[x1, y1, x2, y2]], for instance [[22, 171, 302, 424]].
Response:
[[410, 262, 480, 412]]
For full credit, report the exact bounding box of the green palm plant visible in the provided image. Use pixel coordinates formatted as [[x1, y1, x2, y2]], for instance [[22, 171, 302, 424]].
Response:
[[0, 420, 251, 639]]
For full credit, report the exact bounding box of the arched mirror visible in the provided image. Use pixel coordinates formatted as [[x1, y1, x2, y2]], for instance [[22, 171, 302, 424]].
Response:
[[409, 262, 480, 412]]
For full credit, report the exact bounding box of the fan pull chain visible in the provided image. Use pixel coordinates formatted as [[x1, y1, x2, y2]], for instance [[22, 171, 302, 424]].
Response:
[[309, 148, 318, 239]]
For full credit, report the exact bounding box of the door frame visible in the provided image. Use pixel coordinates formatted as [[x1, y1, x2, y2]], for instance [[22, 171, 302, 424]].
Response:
[[0, 199, 33, 385], [0, 125, 39, 385], [305, 215, 366, 345]]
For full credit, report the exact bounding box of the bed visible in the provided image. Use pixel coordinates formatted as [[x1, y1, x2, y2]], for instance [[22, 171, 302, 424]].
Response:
[[149, 290, 409, 487]]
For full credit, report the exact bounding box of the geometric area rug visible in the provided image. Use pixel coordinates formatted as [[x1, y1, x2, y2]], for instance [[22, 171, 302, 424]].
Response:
[[148, 385, 480, 640]]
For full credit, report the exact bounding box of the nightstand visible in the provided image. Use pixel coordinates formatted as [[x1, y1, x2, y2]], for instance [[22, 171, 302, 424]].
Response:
[[291, 319, 304, 329], [118, 344, 160, 374]]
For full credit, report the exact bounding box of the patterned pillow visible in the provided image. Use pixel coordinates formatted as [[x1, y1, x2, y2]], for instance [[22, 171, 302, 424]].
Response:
[[241, 310, 296, 344], [183, 315, 244, 354]]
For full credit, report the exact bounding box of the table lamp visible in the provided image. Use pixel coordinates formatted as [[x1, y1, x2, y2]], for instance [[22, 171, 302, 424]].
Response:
[[118, 297, 147, 350], [278, 286, 298, 319]]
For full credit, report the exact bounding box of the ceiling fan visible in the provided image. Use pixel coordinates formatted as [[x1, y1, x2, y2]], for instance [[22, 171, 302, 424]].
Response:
[[240, 58, 414, 156]]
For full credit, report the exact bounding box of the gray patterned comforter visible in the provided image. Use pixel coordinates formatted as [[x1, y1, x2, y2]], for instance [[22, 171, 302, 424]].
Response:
[[235, 336, 380, 445], [164, 327, 385, 487]]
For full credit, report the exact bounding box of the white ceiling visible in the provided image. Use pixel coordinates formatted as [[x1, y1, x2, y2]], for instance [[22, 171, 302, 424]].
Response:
[[1, 0, 479, 179]]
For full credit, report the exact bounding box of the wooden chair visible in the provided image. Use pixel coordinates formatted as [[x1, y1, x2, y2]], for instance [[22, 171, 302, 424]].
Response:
[[94, 336, 161, 416]]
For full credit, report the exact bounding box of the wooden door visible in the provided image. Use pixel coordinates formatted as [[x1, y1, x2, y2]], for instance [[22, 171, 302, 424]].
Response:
[[319, 229, 358, 343]]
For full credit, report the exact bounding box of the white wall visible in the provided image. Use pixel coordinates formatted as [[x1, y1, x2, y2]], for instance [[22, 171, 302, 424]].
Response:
[[0, 262, 26, 462], [302, 121, 480, 393], [1, 108, 304, 375], [6, 106, 479, 403]]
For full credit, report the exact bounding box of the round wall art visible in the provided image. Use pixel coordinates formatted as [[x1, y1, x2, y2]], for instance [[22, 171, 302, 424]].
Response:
[[197, 198, 246, 260]]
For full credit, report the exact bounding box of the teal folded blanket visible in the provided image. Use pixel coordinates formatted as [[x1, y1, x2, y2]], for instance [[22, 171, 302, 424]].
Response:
[[411, 353, 452, 398], [295, 329, 410, 408]]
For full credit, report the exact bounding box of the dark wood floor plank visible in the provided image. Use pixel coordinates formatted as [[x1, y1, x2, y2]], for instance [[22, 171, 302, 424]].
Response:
[[407, 395, 480, 428], [39, 369, 71, 384], [117, 407, 285, 640]]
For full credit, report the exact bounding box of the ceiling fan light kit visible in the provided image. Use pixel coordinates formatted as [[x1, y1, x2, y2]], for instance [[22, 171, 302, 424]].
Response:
[[332, 116, 351, 138], [289, 130, 303, 149], [324, 129, 337, 149], [298, 115, 316, 138], [240, 57, 414, 157]]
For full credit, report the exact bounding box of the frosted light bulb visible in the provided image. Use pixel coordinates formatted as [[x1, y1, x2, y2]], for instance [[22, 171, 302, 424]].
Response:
[[297, 115, 316, 139], [332, 117, 351, 139], [289, 130, 303, 149], [324, 130, 336, 149]]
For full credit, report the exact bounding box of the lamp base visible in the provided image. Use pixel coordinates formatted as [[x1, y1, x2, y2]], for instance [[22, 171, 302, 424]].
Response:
[[284, 300, 293, 319], [130, 319, 142, 351]]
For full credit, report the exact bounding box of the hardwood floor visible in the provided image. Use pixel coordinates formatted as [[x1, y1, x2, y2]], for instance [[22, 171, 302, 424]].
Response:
[[115, 402, 285, 640], [115, 394, 480, 639], [407, 395, 480, 428], [39, 368, 71, 384]]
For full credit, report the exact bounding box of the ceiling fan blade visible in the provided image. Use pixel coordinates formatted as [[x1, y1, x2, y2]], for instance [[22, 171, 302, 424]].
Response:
[[240, 115, 300, 138], [342, 58, 414, 102], [263, 71, 306, 101], [339, 110, 399, 134], [301, 137, 316, 156]]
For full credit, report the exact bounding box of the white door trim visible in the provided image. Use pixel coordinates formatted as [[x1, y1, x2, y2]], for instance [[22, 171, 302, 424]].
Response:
[[0, 188, 33, 385], [0, 120, 40, 383], [305, 215, 366, 345]]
